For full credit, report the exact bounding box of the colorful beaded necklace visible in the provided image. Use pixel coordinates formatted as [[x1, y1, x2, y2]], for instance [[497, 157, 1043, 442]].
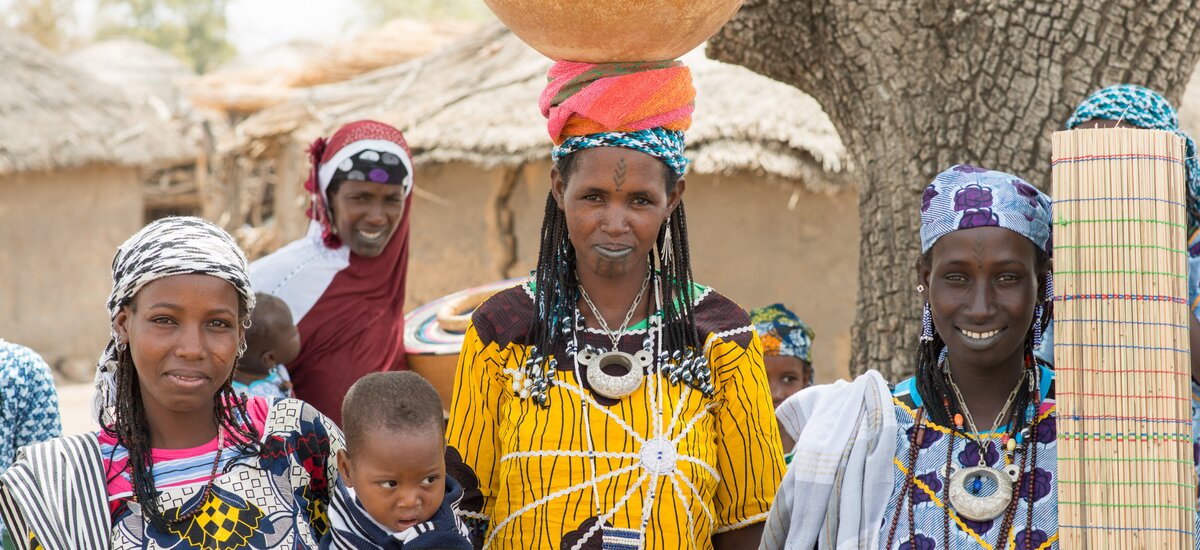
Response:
[[884, 362, 1043, 550], [131, 427, 226, 525]]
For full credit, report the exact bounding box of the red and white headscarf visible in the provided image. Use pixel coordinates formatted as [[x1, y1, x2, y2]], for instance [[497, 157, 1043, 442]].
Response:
[[250, 120, 414, 424], [305, 121, 414, 249]]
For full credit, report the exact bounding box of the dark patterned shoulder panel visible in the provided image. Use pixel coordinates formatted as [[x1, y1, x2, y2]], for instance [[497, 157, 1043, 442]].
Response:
[[894, 389, 919, 410], [471, 285, 536, 348], [693, 289, 754, 349]]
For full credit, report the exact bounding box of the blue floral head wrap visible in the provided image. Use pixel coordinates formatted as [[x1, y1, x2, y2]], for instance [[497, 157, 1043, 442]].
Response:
[[750, 303, 815, 363], [920, 164, 1052, 254], [552, 127, 690, 176], [1066, 84, 1200, 237]]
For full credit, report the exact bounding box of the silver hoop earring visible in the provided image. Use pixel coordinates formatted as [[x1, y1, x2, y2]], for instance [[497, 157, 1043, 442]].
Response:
[[242, 318, 253, 330], [916, 284, 926, 294], [116, 341, 127, 352], [236, 340, 248, 359]]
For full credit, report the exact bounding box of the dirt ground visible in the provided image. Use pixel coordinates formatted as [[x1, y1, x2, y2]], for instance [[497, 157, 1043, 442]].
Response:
[[56, 382, 98, 436]]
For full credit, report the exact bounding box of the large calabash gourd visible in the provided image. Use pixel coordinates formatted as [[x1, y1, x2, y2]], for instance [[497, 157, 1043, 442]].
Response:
[[483, 0, 744, 62]]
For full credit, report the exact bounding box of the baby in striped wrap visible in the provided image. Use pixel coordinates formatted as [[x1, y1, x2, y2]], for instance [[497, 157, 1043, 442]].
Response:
[[323, 371, 471, 550]]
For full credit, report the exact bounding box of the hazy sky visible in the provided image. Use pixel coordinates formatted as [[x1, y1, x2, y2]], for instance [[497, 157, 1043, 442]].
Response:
[[0, 0, 366, 55], [226, 0, 363, 54]]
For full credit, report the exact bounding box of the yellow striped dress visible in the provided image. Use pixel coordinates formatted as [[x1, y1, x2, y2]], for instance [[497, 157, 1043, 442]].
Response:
[[446, 281, 784, 549]]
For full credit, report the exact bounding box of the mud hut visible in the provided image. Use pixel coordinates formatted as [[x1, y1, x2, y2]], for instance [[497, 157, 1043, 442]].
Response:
[[66, 39, 212, 221], [232, 26, 859, 380], [0, 31, 192, 368]]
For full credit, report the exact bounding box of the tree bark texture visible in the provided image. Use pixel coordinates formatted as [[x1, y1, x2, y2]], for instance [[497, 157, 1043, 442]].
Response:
[[709, 1, 1200, 380]]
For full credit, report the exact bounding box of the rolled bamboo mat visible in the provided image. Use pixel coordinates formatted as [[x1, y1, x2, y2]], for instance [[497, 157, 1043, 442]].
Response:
[[1053, 128, 1194, 548]]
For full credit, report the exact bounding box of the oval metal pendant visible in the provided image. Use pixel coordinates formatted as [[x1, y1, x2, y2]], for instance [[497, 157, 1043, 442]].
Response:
[[584, 350, 647, 399], [948, 465, 1015, 521]]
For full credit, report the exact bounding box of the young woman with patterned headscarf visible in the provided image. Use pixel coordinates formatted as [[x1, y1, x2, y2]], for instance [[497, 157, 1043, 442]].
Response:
[[750, 303, 815, 466], [445, 61, 784, 548], [251, 120, 414, 425], [750, 303, 816, 409], [0, 217, 343, 549]]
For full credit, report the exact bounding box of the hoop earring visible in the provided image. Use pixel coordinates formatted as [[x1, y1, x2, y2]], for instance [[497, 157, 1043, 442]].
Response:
[[116, 341, 128, 352], [920, 301, 934, 342], [236, 340, 247, 359], [242, 318, 253, 330]]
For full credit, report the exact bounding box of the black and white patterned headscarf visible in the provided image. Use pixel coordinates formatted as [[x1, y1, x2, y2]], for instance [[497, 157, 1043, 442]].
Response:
[[93, 216, 256, 422]]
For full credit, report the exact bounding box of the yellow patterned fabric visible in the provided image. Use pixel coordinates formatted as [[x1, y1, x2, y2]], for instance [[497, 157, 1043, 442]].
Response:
[[447, 284, 784, 549], [168, 489, 264, 549]]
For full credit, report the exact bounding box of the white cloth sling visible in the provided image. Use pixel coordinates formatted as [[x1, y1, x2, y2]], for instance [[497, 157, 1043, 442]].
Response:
[[760, 370, 897, 550], [0, 433, 110, 550]]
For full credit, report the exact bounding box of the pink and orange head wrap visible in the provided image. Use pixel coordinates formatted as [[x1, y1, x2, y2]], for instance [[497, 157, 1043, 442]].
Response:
[[538, 60, 695, 175]]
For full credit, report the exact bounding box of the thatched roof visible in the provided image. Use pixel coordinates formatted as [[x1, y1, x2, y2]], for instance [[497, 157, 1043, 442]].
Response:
[[66, 39, 194, 115], [234, 25, 851, 191], [188, 20, 478, 114], [0, 31, 194, 176]]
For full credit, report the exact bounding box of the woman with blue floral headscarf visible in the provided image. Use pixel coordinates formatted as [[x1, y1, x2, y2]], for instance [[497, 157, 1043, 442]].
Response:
[[765, 165, 1059, 549], [765, 162, 1200, 550]]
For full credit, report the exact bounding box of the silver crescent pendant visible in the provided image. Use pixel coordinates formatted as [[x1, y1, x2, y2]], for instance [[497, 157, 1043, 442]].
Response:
[[581, 349, 650, 400], [948, 465, 1017, 522]]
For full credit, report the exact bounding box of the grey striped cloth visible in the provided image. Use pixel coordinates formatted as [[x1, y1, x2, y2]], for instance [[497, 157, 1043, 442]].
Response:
[[759, 370, 896, 550], [0, 434, 110, 549]]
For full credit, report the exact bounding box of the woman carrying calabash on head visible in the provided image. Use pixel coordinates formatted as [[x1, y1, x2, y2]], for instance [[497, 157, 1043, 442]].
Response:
[[251, 121, 414, 425], [0, 217, 342, 549], [446, 61, 784, 549], [764, 166, 1058, 549]]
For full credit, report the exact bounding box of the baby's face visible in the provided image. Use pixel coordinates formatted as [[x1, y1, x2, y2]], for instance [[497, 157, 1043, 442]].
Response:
[[341, 426, 445, 532]]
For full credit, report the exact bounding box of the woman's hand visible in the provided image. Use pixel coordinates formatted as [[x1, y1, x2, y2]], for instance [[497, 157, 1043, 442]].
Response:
[[778, 418, 795, 452], [713, 523, 764, 549]]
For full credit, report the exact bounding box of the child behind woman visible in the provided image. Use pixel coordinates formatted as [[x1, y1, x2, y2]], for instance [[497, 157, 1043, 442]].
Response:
[[232, 293, 299, 400], [324, 372, 470, 549]]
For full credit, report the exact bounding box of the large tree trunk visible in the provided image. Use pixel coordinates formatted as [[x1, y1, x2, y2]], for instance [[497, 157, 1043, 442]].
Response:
[[709, 1, 1200, 380]]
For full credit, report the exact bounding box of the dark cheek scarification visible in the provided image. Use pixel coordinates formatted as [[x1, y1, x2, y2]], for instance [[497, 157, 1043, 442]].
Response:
[[613, 158, 627, 192]]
